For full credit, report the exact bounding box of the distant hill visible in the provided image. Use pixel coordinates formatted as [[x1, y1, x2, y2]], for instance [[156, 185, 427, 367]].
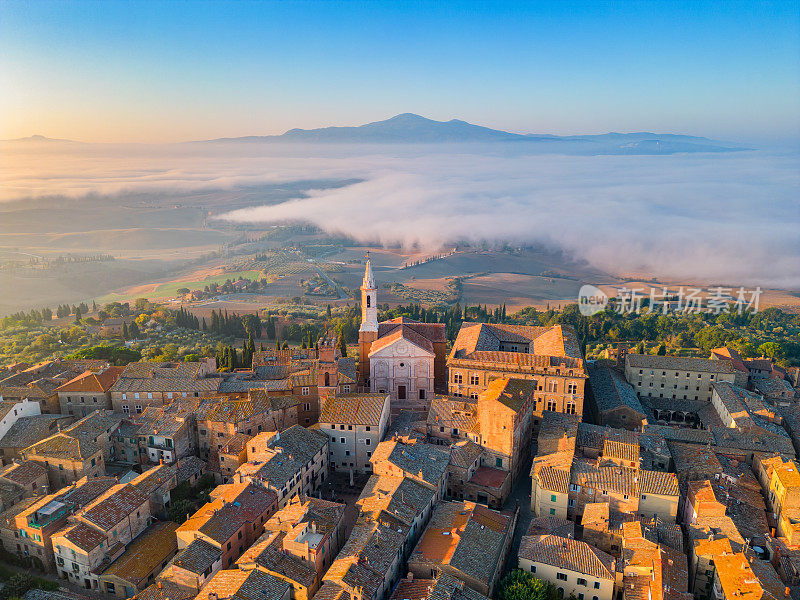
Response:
[[200, 113, 749, 153], [2, 134, 79, 143]]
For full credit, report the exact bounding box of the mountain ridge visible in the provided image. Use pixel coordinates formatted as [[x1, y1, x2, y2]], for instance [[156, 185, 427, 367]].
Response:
[[199, 113, 747, 153]]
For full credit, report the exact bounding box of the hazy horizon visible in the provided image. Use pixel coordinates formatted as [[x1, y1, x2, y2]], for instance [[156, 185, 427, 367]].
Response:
[[2, 1, 798, 144]]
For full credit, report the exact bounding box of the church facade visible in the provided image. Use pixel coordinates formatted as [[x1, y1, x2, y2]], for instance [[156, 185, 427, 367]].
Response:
[[357, 255, 447, 413]]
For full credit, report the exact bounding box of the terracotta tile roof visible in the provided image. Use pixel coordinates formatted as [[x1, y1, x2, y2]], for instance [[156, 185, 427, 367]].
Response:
[[0, 460, 46, 486], [527, 516, 575, 537], [378, 319, 446, 343], [603, 438, 640, 465], [392, 573, 490, 600], [178, 482, 277, 545], [196, 568, 292, 600], [449, 440, 483, 469], [320, 393, 389, 426], [589, 365, 645, 415], [197, 395, 274, 424], [221, 432, 251, 456], [79, 483, 148, 531], [710, 347, 749, 373], [667, 442, 722, 476], [240, 425, 328, 489], [132, 580, 194, 600], [410, 501, 513, 587], [56, 366, 125, 393], [327, 518, 406, 597], [370, 440, 450, 486], [63, 410, 123, 441], [450, 323, 582, 360], [639, 470, 679, 496], [519, 534, 616, 580], [110, 361, 219, 394], [101, 521, 179, 585], [626, 354, 736, 374], [369, 325, 435, 356], [169, 538, 221, 575], [130, 463, 178, 497], [359, 475, 436, 526], [480, 378, 535, 412], [0, 415, 70, 449], [714, 553, 782, 600], [236, 530, 316, 587], [25, 431, 99, 461], [175, 455, 205, 484], [428, 397, 478, 434], [57, 521, 106, 552], [468, 466, 509, 489]]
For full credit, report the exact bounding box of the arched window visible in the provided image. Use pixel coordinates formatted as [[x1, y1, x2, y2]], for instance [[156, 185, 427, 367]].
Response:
[[366, 295, 371, 308], [324, 372, 330, 387]]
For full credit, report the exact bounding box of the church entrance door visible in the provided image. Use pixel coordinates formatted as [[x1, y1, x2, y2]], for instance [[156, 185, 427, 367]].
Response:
[[397, 385, 406, 400]]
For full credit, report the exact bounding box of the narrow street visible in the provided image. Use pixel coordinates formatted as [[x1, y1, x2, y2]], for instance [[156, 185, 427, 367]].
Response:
[[503, 470, 533, 577]]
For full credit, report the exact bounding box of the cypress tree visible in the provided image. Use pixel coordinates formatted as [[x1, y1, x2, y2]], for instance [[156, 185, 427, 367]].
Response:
[[122, 322, 129, 340]]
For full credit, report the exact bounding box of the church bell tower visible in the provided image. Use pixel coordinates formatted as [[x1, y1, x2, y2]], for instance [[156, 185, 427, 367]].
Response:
[[358, 252, 378, 389]]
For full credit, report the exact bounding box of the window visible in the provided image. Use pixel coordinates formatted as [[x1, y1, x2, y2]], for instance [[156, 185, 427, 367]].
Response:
[[135, 405, 142, 414], [365, 439, 371, 446], [470, 374, 480, 385], [419, 389, 426, 400], [593, 583, 601, 589], [496, 458, 503, 468], [122, 405, 129, 415], [530, 565, 537, 573], [549, 508, 556, 515], [304, 403, 311, 411], [302, 387, 309, 396], [577, 579, 587, 587], [565, 402, 576, 415], [557, 573, 567, 581], [546, 400, 557, 411], [567, 383, 578, 394], [551, 494, 557, 502], [340, 438, 345, 444], [453, 373, 462, 384]]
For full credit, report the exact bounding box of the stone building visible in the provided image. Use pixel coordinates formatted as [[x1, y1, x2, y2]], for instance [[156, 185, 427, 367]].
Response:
[[447, 323, 586, 427], [357, 255, 447, 412], [318, 392, 391, 473], [624, 354, 737, 403]]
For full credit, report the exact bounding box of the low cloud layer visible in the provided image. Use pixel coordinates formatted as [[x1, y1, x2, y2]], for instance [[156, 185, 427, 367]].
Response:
[[2, 142, 798, 288]]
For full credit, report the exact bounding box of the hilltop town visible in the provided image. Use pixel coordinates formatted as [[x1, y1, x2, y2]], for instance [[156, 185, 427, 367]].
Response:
[[0, 257, 798, 600]]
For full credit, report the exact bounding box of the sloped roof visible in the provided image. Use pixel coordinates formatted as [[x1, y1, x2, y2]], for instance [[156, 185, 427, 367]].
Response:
[[26, 432, 99, 460], [369, 325, 435, 356], [450, 323, 582, 360], [320, 393, 388, 426], [589, 365, 645, 416], [626, 354, 736, 374], [55, 366, 125, 393], [519, 534, 615, 580], [480, 378, 535, 412], [79, 483, 148, 531], [100, 521, 179, 585]]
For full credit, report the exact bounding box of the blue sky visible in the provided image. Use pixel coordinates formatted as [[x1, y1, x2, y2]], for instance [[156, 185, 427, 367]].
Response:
[[1, 0, 798, 142]]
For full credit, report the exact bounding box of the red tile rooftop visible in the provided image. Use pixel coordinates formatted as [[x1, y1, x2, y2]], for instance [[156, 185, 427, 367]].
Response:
[[468, 466, 509, 489]]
